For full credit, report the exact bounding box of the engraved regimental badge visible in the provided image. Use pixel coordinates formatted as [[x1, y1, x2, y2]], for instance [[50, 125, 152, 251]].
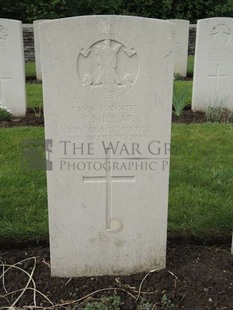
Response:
[[0, 25, 8, 47], [77, 38, 139, 98], [210, 24, 231, 47]]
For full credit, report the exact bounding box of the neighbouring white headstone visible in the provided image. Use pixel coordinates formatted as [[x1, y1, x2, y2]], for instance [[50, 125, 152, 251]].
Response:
[[41, 16, 174, 277], [169, 19, 189, 77], [192, 18, 233, 112], [33, 20, 49, 80], [0, 19, 26, 116]]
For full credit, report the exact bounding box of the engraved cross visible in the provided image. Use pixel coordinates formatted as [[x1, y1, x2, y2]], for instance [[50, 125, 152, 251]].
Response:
[[0, 65, 11, 104], [82, 151, 135, 231], [208, 63, 227, 93]]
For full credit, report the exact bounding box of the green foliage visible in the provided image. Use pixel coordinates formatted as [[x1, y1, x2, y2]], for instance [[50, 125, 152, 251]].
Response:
[[0, 0, 71, 22], [213, 0, 233, 17], [226, 111, 233, 122], [169, 0, 214, 22], [32, 103, 43, 119], [1, 0, 233, 23], [174, 73, 183, 81], [172, 84, 189, 117], [0, 106, 12, 121], [205, 97, 233, 123], [137, 298, 155, 309], [205, 106, 223, 123], [80, 296, 121, 310], [73, 0, 124, 15], [161, 293, 176, 309]]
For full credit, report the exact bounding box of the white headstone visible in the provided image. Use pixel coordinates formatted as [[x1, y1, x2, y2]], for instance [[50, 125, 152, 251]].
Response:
[[33, 20, 49, 80], [192, 18, 233, 112], [0, 19, 26, 116], [169, 19, 189, 77], [40, 16, 174, 277]]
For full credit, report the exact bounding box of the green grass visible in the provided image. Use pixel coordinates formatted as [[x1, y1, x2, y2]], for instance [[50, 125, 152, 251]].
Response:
[[0, 124, 232, 243], [187, 55, 194, 77], [25, 61, 36, 79], [25, 61, 43, 109], [0, 127, 47, 242], [169, 123, 233, 239], [26, 83, 43, 109]]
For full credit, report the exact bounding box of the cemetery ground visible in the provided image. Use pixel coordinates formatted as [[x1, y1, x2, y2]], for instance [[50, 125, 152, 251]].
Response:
[[0, 59, 233, 309]]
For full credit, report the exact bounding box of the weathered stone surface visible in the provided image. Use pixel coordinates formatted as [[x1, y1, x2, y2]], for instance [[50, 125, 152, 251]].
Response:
[[169, 19, 189, 77], [33, 20, 49, 80], [41, 16, 174, 277], [0, 19, 26, 116], [192, 18, 233, 112]]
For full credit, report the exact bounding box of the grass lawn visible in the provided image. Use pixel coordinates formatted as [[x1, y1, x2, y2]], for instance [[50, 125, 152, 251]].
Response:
[[187, 55, 194, 77], [0, 124, 232, 243], [26, 83, 43, 108], [169, 124, 233, 239], [0, 127, 47, 243], [25, 61, 36, 79]]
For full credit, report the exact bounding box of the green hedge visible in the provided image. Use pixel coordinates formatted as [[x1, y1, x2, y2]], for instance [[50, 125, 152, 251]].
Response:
[[1, 0, 233, 23]]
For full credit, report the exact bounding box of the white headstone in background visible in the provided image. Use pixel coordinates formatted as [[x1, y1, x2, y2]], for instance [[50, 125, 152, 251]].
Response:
[[41, 16, 174, 277], [33, 20, 49, 80], [169, 19, 189, 77], [0, 19, 26, 116], [192, 18, 233, 112]]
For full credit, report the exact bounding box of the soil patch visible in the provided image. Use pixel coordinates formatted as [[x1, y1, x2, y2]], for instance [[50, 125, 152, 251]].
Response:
[[0, 109, 44, 128], [172, 109, 206, 124], [0, 242, 232, 309]]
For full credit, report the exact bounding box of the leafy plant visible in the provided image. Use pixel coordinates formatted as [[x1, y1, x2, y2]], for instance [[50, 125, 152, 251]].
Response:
[[172, 85, 189, 117], [205, 96, 233, 123], [205, 106, 223, 123], [174, 73, 183, 81], [0, 105, 12, 122], [226, 111, 233, 123], [32, 102, 43, 119], [161, 293, 176, 309], [80, 296, 121, 310], [137, 298, 156, 309]]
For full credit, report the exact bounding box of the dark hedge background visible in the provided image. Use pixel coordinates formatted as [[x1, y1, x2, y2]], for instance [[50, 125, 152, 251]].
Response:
[[0, 0, 233, 23]]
